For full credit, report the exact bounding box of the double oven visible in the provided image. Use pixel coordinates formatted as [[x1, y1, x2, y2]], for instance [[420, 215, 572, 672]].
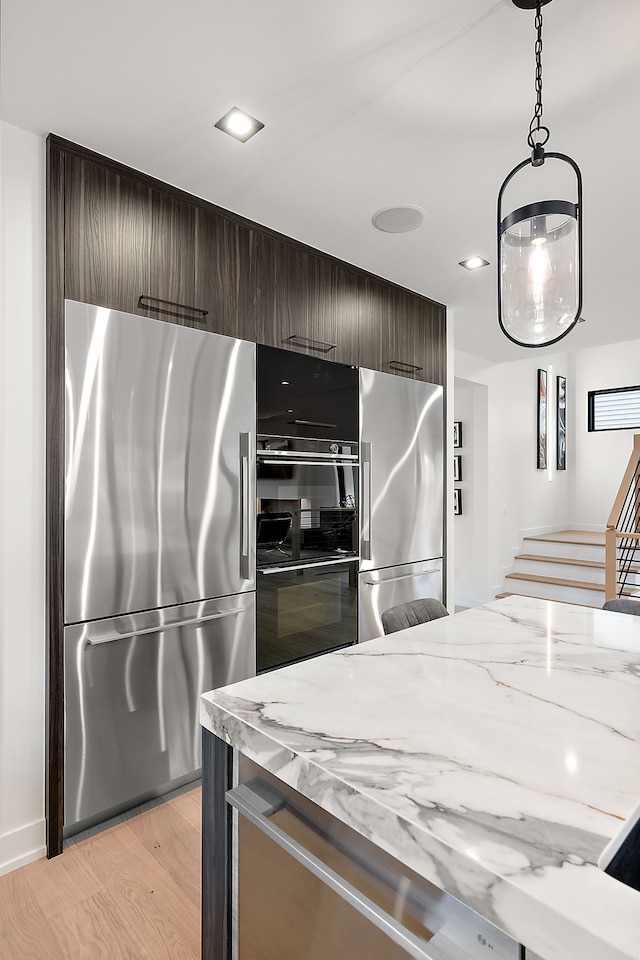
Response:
[[256, 346, 359, 671]]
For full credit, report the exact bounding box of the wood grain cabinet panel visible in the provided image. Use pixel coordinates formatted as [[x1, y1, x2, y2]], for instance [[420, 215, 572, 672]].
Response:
[[358, 278, 445, 384], [64, 154, 152, 314], [255, 241, 363, 368], [255, 233, 310, 351], [196, 210, 257, 341], [143, 189, 207, 329]]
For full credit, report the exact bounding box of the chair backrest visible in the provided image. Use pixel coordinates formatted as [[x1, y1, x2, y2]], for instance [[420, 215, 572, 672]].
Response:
[[256, 513, 291, 547], [602, 598, 640, 616], [381, 597, 449, 635]]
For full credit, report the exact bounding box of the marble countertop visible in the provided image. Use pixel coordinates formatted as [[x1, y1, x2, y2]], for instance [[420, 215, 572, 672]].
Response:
[[200, 596, 640, 960]]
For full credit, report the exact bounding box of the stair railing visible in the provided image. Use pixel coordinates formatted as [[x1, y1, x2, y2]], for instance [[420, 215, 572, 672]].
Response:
[[605, 434, 640, 601]]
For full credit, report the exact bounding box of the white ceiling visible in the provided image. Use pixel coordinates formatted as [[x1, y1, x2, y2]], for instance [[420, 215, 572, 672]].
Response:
[[2, 0, 639, 364]]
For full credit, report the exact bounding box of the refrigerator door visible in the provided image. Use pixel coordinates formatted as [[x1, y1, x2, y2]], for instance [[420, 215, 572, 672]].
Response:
[[64, 301, 256, 624], [64, 593, 255, 832], [360, 369, 443, 571], [358, 560, 442, 643]]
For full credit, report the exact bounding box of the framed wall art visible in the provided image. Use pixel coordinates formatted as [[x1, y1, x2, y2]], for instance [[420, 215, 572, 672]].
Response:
[[557, 375, 566, 470], [537, 368, 547, 470], [453, 488, 462, 516], [453, 421, 463, 448], [453, 455, 462, 481]]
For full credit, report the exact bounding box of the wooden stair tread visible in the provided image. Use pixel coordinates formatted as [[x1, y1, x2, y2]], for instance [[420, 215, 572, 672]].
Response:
[[523, 530, 605, 547], [515, 553, 607, 569], [505, 572, 605, 591]]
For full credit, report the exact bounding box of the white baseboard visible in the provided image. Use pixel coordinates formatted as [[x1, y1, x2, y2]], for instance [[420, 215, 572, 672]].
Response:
[[0, 818, 46, 877]]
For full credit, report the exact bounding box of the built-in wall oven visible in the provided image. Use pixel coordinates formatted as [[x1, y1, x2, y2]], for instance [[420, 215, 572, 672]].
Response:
[[256, 345, 359, 671]]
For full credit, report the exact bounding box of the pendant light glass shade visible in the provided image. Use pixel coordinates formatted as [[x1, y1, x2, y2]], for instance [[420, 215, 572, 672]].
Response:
[[498, 151, 582, 347]]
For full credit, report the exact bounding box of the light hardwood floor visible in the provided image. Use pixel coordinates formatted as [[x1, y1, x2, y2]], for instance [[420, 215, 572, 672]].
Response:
[[0, 787, 201, 960]]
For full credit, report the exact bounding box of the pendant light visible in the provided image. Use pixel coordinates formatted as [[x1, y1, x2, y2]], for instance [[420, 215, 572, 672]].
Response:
[[498, 0, 583, 348]]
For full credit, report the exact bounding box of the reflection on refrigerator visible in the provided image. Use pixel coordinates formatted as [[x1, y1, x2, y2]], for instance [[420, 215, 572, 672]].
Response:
[[358, 368, 444, 641], [63, 300, 256, 833]]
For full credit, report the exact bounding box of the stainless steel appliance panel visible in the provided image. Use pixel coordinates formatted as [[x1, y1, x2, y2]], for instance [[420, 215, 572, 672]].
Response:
[[358, 560, 442, 642], [360, 369, 443, 572], [64, 593, 255, 831], [64, 300, 256, 623]]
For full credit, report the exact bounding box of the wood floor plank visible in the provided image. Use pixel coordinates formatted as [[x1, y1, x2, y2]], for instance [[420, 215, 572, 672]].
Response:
[[168, 787, 202, 831], [23, 839, 103, 919], [49, 889, 154, 960], [0, 868, 67, 960], [126, 797, 201, 907], [76, 821, 200, 960]]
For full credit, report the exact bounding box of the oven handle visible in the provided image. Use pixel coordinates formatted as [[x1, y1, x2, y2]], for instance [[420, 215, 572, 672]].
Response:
[[227, 779, 457, 960], [361, 441, 372, 561], [257, 450, 358, 462], [259, 558, 357, 575]]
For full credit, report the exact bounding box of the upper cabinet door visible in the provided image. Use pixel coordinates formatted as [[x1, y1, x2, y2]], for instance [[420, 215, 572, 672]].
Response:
[[358, 279, 445, 385], [195, 209, 257, 342], [64, 154, 152, 315], [255, 239, 360, 366], [143, 190, 203, 329]]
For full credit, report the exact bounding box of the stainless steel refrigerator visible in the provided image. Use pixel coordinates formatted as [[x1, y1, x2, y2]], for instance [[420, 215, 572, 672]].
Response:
[[359, 368, 444, 641], [63, 300, 256, 833]]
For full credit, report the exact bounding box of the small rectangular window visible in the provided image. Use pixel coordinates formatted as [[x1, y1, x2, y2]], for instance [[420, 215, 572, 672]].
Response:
[[588, 386, 640, 432]]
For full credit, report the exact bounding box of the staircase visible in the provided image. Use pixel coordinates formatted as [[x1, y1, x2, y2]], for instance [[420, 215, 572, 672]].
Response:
[[497, 530, 609, 608]]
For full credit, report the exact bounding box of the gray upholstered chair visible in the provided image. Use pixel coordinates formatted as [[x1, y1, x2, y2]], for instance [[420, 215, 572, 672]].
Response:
[[381, 597, 449, 635], [602, 598, 640, 616]]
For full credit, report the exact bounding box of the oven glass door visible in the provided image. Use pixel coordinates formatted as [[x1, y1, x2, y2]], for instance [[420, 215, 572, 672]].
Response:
[[257, 441, 358, 569], [257, 560, 358, 672]]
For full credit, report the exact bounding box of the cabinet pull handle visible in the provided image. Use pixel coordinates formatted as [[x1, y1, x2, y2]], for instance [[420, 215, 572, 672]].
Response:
[[227, 779, 443, 960], [388, 360, 423, 373], [138, 295, 209, 319], [282, 334, 336, 353]]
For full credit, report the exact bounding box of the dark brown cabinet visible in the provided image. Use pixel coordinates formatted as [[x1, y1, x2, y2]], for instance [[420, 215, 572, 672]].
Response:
[[195, 210, 257, 341], [59, 140, 445, 381], [64, 153, 152, 315], [358, 278, 445, 381]]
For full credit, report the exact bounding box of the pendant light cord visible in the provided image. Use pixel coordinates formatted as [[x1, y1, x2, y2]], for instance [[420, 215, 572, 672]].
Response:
[[527, 0, 550, 149]]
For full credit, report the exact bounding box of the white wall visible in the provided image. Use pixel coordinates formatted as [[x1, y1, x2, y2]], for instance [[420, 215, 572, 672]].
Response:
[[453, 338, 640, 606], [0, 122, 47, 874], [453, 377, 489, 609]]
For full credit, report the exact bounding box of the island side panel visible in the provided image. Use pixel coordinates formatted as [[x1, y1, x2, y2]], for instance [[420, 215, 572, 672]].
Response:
[[202, 729, 233, 960]]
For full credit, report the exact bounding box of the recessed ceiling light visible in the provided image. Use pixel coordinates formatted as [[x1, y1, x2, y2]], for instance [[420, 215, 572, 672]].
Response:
[[372, 206, 426, 233], [215, 107, 264, 143], [459, 257, 490, 271]]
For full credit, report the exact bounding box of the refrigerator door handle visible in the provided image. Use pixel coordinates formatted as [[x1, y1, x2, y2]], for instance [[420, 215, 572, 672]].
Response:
[[86, 607, 245, 645], [361, 441, 372, 561], [364, 568, 440, 586], [240, 432, 251, 580]]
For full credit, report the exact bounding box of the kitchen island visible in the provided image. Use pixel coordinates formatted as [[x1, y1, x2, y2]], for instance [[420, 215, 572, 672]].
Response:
[[200, 595, 640, 960]]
